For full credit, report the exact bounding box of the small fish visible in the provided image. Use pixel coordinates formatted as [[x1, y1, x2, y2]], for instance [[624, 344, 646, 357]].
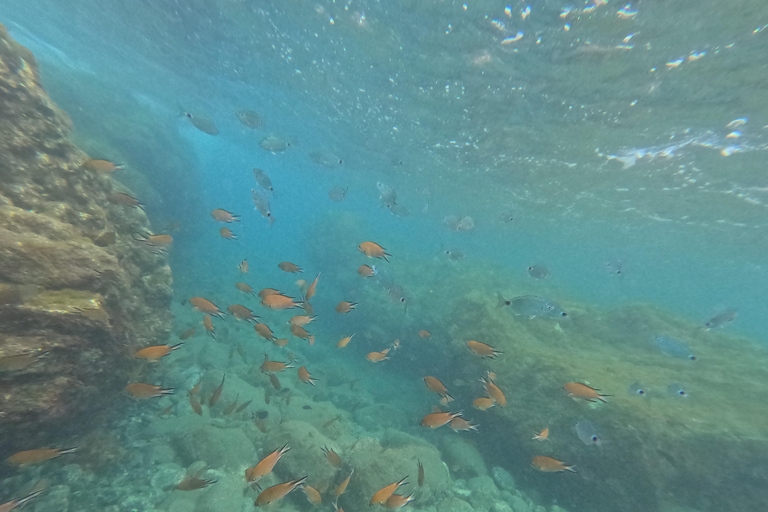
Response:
[[358, 241, 391, 261], [203, 315, 216, 338], [210, 209, 240, 223], [179, 327, 196, 340], [261, 353, 294, 374], [387, 203, 410, 217], [358, 264, 376, 277], [290, 315, 316, 327], [246, 443, 291, 484], [209, 375, 225, 407], [124, 383, 174, 399], [423, 376, 453, 400], [328, 186, 348, 202], [223, 394, 239, 415], [654, 335, 696, 360], [369, 477, 409, 505], [418, 330, 431, 339], [132, 232, 173, 248], [135, 343, 183, 361], [335, 301, 358, 314], [322, 446, 343, 468], [421, 411, 461, 428], [279, 262, 303, 273], [336, 468, 354, 497], [228, 304, 258, 322], [259, 135, 291, 152], [236, 399, 253, 413], [377, 182, 398, 206], [237, 109, 263, 128], [336, 334, 355, 348], [574, 419, 603, 446], [366, 348, 390, 363], [305, 273, 320, 301], [472, 397, 495, 410], [527, 265, 551, 279], [0, 490, 44, 512], [176, 467, 218, 490], [456, 216, 475, 231], [184, 112, 219, 135], [236, 282, 256, 295], [109, 191, 145, 209], [466, 340, 502, 359], [220, 227, 237, 240], [704, 309, 737, 330], [532, 427, 549, 441], [499, 294, 567, 318], [261, 294, 302, 310], [7, 448, 76, 466], [269, 374, 281, 390], [238, 260, 250, 274], [252, 168, 273, 191], [290, 324, 311, 340], [417, 461, 424, 487], [83, 159, 123, 173], [481, 376, 506, 407], [448, 416, 479, 432], [309, 150, 343, 168], [189, 297, 226, 318], [530, 456, 575, 473], [627, 381, 648, 397], [303, 484, 322, 505], [255, 477, 307, 506], [298, 366, 317, 386], [251, 188, 274, 222], [563, 382, 610, 403], [443, 249, 464, 261], [190, 377, 203, 396], [605, 259, 624, 276], [258, 288, 281, 298], [384, 494, 415, 509], [667, 383, 689, 398]]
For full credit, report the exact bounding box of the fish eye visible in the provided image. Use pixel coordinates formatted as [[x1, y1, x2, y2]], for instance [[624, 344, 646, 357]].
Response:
[[637, 389, 645, 395], [678, 390, 686, 396], [591, 435, 598, 442], [561, 312, 567, 316], [689, 355, 696, 360]]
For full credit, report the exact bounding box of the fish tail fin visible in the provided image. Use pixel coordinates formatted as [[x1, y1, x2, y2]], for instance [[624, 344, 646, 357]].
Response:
[[60, 448, 78, 455], [496, 292, 509, 307], [170, 343, 184, 351], [565, 465, 577, 473]]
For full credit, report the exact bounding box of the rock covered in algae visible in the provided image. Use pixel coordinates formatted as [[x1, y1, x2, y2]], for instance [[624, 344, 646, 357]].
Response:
[[0, 23, 171, 459]]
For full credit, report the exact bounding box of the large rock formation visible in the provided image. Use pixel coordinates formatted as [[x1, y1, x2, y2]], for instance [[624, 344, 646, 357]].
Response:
[[0, 24, 172, 457]]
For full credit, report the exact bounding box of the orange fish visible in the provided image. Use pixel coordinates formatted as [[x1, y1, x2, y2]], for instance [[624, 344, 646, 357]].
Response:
[[254, 323, 276, 341], [135, 343, 183, 361], [228, 304, 258, 322], [179, 327, 197, 340], [258, 288, 281, 298], [448, 416, 479, 432], [335, 468, 354, 497], [366, 348, 390, 363], [418, 330, 431, 339], [261, 294, 302, 310], [6, 448, 76, 466], [421, 411, 461, 428], [255, 477, 307, 506], [305, 273, 321, 301], [532, 427, 549, 441], [190, 376, 202, 396], [322, 446, 342, 467], [369, 477, 408, 505], [176, 473, 217, 490], [109, 191, 144, 209], [133, 232, 173, 248], [417, 461, 424, 487], [290, 324, 311, 339], [0, 490, 44, 512], [211, 208, 240, 222], [358, 241, 391, 261], [531, 455, 575, 473], [289, 315, 316, 327], [358, 264, 375, 277], [220, 227, 237, 240], [209, 375, 225, 406], [423, 376, 452, 400], [298, 366, 317, 386], [303, 484, 322, 505], [384, 494, 415, 509], [246, 443, 291, 484], [336, 334, 355, 348], [472, 397, 495, 410], [235, 282, 256, 295], [239, 259, 249, 273], [563, 382, 610, 403], [278, 261, 303, 273], [481, 376, 506, 407], [261, 353, 294, 374], [269, 373, 281, 390], [203, 315, 216, 338], [466, 340, 502, 359], [83, 159, 123, 172], [124, 383, 174, 399], [189, 297, 226, 317], [335, 301, 358, 314]]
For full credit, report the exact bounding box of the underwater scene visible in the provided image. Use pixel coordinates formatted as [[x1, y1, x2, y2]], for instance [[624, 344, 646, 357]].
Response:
[[1, 1, 767, 511]]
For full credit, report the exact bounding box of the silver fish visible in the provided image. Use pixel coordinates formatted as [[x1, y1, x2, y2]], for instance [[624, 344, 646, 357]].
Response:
[[251, 188, 274, 222], [309, 150, 343, 168], [388, 203, 410, 217], [444, 249, 464, 261], [442, 215, 459, 230], [498, 211, 515, 223], [456, 216, 475, 231], [627, 381, 648, 397], [260, 135, 290, 152], [377, 182, 397, 206], [574, 419, 603, 446], [605, 259, 624, 277], [704, 309, 737, 330], [236, 109, 263, 129], [328, 186, 348, 202], [498, 294, 567, 318], [527, 265, 551, 280], [654, 335, 695, 360], [667, 383, 689, 398], [252, 168, 273, 192], [184, 112, 218, 135]]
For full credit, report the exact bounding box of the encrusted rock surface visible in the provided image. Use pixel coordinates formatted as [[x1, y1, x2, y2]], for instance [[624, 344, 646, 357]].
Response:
[[0, 23, 172, 456]]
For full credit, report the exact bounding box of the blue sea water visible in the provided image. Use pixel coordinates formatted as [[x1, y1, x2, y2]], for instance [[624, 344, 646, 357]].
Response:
[[1, 1, 767, 512]]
